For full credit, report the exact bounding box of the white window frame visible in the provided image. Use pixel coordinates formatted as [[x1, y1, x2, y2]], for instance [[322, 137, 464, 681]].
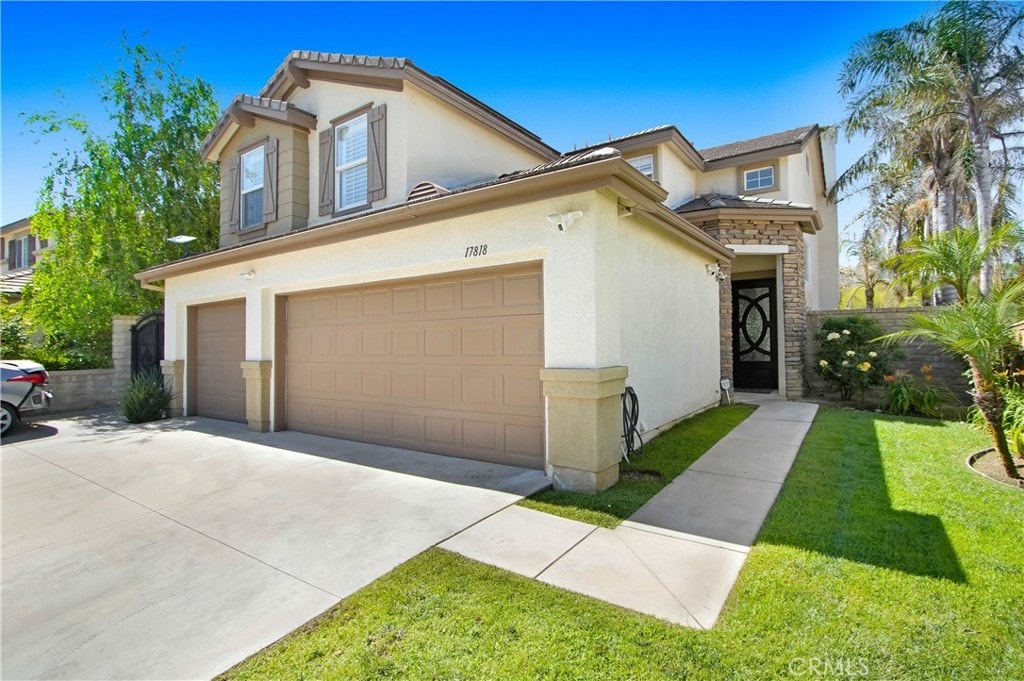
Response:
[[335, 113, 369, 212], [8, 236, 31, 270], [743, 165, 776, 192], [240, 146, 265, 230], [627, 154, 656, 180]]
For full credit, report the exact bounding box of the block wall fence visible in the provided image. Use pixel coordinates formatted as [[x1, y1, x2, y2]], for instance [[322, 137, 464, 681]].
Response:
[[804, 307, 972, 404], [46, 316, 136, 413]]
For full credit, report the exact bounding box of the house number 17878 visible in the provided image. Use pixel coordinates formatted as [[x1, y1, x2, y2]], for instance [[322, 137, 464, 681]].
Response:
[[464, 244, 488, 258]]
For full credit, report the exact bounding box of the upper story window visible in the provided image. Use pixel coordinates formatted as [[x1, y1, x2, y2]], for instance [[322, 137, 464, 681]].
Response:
[[627, 154, 655, 180], [7, 235, 32, 270], [318, 104, 387, 218], [240, 147, 265, 230], [743, 166, 775, 192], [335, 113, 369, 211]]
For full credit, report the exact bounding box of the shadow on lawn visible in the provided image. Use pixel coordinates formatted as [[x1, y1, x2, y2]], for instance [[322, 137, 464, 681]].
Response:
[[758, 411, 966, 583]]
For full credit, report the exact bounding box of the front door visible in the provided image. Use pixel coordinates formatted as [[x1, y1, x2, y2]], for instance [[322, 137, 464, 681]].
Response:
[[732, 278, 778, 391]]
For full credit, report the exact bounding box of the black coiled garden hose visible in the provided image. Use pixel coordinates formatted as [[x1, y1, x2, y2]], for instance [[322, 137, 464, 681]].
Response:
[[622, 386, 643, 461]]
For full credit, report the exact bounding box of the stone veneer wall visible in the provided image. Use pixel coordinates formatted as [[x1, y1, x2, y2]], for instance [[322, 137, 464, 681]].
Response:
[[46, 316, 136, 413], [700, 219, 807, 398], [804, 308, 972, 403]]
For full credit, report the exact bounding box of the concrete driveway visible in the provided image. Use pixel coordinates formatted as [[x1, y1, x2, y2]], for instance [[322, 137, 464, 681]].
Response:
[[1, 413, 548, 680]]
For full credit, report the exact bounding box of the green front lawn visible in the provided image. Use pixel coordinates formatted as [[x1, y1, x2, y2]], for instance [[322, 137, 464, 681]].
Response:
[[519, 404, 755, 527], [221, 408, 1024, 680]]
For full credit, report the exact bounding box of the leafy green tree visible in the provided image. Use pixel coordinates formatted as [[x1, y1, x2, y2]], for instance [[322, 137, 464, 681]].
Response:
[[883, 280, 1024, 480], [22, 38, 219, 363]]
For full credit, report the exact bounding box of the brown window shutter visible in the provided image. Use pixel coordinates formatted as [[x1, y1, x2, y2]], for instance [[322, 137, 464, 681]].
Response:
[[368, 104, 386, 202], [226, 153, 241, 233], [263, 138, 279, 222], [319, 128, 335, 215], [28, 236, 36, 266]]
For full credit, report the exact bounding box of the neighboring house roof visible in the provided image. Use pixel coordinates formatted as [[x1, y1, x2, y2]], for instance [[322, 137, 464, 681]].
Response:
[[699, 125, 818, 164], [136, 147, 732, 287], [674, 193, 821, 233], [1, 268, 33, 296], [1, 217, 32, 236], [201, 50, 559, 163]]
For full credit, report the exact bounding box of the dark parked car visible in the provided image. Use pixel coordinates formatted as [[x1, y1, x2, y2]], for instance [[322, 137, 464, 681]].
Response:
[[1, 360, 53, 436]]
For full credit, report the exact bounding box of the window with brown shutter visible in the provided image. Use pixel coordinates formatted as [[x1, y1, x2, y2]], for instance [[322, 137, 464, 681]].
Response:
[[320, 103, 387, 216], [318, 129, 335, 216], [263, 138, 278, 223]]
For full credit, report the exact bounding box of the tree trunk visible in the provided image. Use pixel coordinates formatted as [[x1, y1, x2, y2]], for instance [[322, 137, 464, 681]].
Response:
[[932, 182, 958, 304], [968, 360, 1020, 480], [865, 284, 875, 310], [967, 110, 995, 295]]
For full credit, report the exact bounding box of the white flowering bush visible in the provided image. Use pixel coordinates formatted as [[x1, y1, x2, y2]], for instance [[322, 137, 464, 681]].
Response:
[[814, 316, 902, 402]]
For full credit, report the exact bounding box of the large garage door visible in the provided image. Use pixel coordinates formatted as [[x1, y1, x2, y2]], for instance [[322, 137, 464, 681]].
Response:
[[193, 299, 246, 422], [285, 264, 545, 468]]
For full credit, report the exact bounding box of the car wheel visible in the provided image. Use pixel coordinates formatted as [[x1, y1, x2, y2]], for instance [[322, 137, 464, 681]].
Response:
[[0, 402, 17, 437]]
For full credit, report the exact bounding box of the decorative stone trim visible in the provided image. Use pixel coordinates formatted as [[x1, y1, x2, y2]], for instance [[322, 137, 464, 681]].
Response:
[[240, 360, 273, 432], [698, 218, 806, 398], [540, 366, 628, 493]]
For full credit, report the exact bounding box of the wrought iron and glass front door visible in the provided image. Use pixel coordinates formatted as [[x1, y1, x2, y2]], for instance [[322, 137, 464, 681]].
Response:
[[731, 278, 778, 390]]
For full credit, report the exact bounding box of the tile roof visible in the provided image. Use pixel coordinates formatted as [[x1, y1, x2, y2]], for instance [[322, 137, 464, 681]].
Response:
[[674, 193, 813, 214], [567, 125, 676, 153], [698, 125, 817, 162], [259, 51, 409, 97], [1, 268, 33, 295], [201, 94, 317, 159]]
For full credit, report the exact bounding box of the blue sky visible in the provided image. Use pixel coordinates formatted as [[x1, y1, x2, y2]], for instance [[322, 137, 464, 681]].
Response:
[[1, 0, 937, 245]]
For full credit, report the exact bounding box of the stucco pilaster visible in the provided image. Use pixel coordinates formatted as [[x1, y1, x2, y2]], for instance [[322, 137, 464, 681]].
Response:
[[540, 366, 627, 493], [240, 360, 273, 432], [160, 359, 185, 417]]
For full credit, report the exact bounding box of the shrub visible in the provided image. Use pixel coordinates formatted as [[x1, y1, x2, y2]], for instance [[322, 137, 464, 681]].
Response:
[[883, 365, 954, 418], [815, 315, 902, 402], [121, 368, 174, 423]]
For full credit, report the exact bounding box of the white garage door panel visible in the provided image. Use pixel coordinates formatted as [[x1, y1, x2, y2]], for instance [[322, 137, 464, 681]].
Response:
[[285, 265, 545, 468]]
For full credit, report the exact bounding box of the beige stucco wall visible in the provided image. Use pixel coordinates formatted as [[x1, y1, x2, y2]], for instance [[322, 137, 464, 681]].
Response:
[[403, 82, 549, 191], [161, 188, 723, 471], [291, 80, 549, 231], [650, 146, 698, 209], [814, 131, 840, 310], [611, 211, 722, 429]]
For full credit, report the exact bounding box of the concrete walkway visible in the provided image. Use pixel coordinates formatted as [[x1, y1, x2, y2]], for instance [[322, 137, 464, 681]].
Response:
[[442, 394, 818, 628]]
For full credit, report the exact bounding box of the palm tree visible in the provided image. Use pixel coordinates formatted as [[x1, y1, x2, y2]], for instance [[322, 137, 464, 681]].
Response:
[[839, 2, 1024, 297], [927, 1, 1024, 294], [886, 224, 1022, 303], [845, 227, 890, 310], [882, 280, 1024, 480]]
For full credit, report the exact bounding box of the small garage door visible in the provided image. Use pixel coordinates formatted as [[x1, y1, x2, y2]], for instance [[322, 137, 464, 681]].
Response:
[[192, 299, 246, 422], [285, 264, 545, 468]]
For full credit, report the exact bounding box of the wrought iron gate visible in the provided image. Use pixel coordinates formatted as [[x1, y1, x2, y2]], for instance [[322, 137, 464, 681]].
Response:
[[131, 312, 164, 376]]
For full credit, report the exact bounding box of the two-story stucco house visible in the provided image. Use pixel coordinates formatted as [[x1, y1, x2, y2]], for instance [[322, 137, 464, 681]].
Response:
[[1, 218, 52, 299], [137, 52, 838, 492]]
